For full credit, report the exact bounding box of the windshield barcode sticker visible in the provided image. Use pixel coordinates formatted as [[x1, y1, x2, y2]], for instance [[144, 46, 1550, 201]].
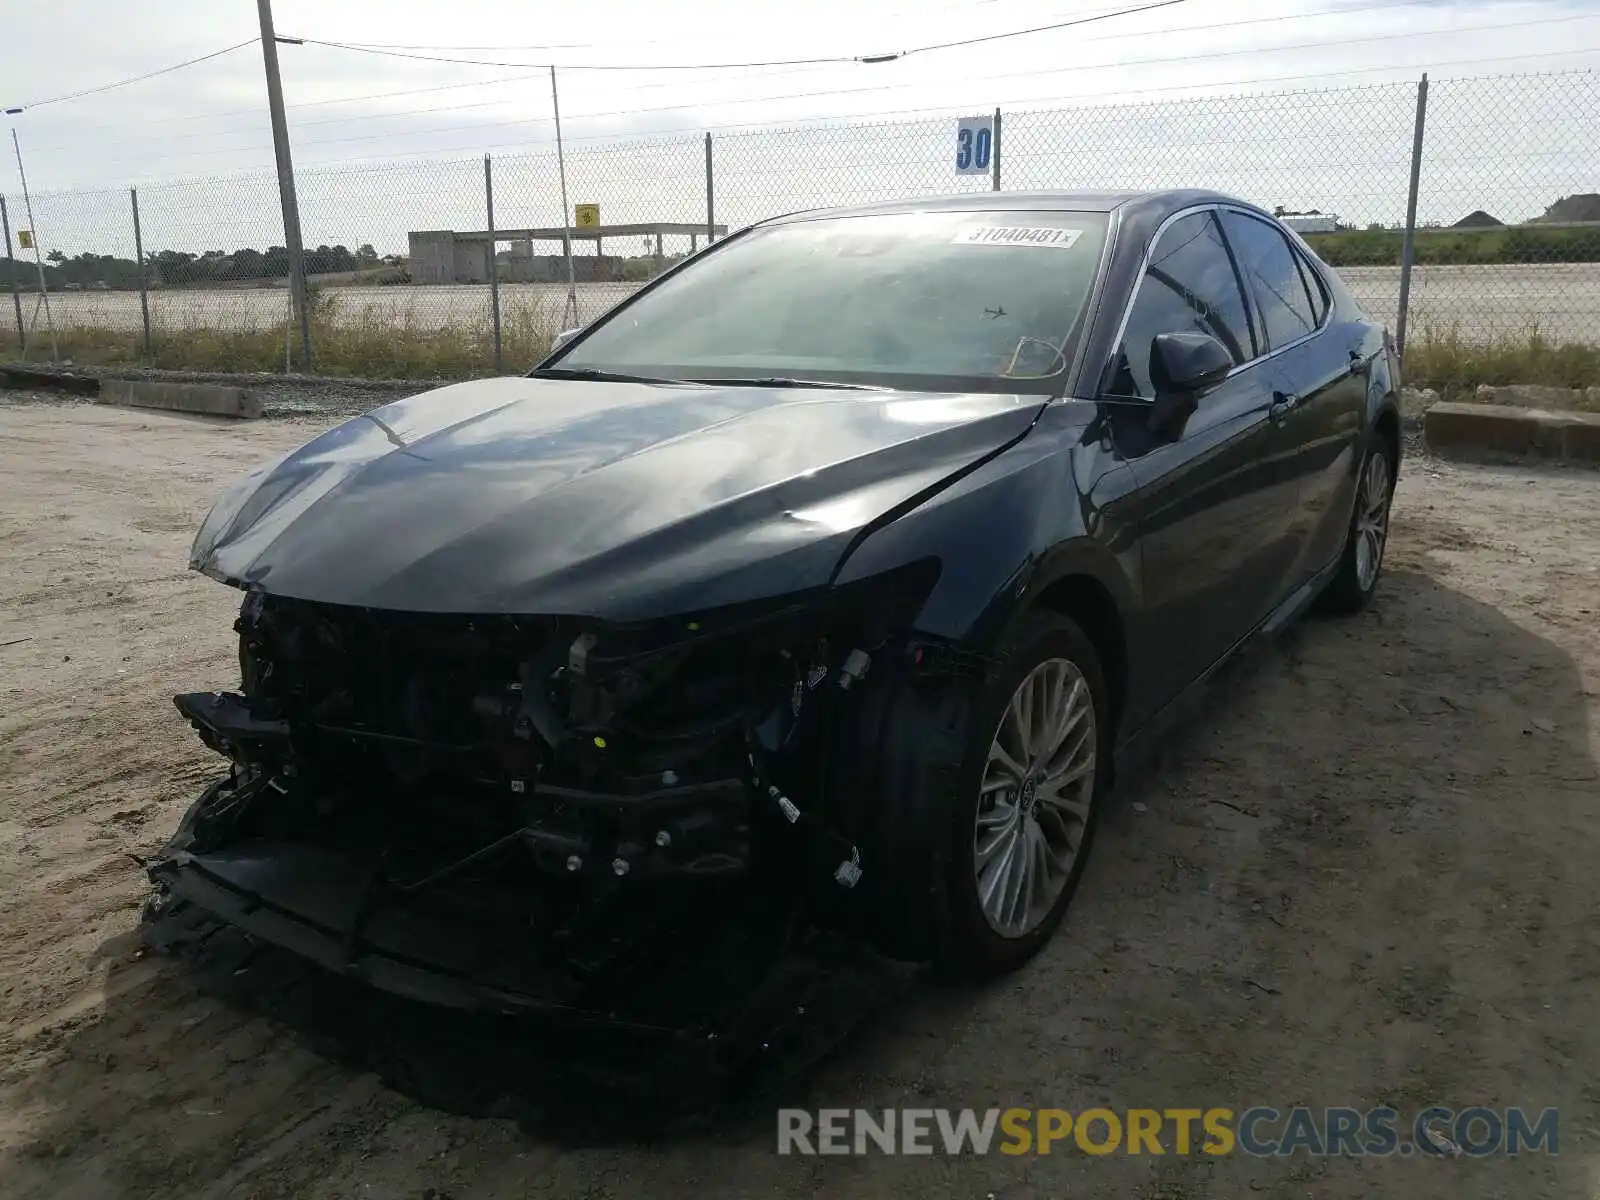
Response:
[[954, 226, 1084, 249]]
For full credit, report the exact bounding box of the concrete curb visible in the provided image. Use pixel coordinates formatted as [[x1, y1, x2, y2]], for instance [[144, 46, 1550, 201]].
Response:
[[1425, 402, 1600, 463], [0, 365, 100, 396], [96, 378, 262, 420], [0, 361, 442, 393], [91, 367, 433, 393]]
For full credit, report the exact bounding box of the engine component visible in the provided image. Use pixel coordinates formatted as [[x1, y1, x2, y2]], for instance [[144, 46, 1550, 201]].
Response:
[[838, 648, 872, 690], [834, 849, 863, 889]]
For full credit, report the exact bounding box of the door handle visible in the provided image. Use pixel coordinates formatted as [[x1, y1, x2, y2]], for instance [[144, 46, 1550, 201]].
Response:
[[1269, 391, 1299, 423]]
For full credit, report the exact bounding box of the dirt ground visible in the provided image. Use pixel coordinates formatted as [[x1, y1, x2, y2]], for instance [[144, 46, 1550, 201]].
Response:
[[1, 397, 1598, 1200]]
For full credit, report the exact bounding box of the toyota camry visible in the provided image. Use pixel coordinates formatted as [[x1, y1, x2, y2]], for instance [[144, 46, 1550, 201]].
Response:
[[146, 189, 1400, 1027]]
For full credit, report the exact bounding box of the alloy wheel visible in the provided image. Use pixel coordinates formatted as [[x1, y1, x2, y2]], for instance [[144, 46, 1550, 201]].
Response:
[[974, 657, 1097, 938], [1355, 449, 1392, 592]]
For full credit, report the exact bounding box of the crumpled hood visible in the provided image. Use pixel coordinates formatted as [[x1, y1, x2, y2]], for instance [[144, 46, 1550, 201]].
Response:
[[191, 376, 1045, 619]]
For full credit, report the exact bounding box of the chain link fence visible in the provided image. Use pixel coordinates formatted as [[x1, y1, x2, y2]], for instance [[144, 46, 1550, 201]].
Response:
[[1404, 72, 1600, 367], [2, 68, 1596, 387], [1006, 83, 1422, 329]]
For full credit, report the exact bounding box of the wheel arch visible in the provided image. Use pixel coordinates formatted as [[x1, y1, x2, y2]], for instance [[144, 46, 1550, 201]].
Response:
[[1373, 401, 1401, 476], [1031, 573, 1129, 745], [1366, 337, 1403, 477], [985, 539, 1136, 749]]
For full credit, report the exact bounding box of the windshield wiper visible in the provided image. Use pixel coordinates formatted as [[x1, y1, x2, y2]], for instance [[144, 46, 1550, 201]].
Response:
[[529, 367, 685, 384], [533, 368, 888, 391], [684, 376, 890, 391]]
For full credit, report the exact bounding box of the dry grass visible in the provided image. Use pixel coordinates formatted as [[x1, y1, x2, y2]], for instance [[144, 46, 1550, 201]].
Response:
[[0, 293, 560, 380], [1404, 323, 1600, 404]]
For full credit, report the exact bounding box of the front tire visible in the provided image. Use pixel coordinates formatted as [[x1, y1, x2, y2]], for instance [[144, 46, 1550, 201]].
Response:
[[1319, 430, 1395, 614], [939, 611, 1111, 974]]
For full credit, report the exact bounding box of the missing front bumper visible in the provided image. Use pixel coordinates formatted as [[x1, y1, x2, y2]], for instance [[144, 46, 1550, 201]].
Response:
[[150, 844, 610, 1020], [146, 834, 795, 1032]]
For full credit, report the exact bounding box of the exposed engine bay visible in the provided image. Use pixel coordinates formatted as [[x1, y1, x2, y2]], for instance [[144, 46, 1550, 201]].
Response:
[[147, 565, 954, 1026]]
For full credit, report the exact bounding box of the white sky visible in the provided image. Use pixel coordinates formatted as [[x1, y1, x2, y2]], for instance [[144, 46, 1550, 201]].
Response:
[[1, 0, 1597, 255]]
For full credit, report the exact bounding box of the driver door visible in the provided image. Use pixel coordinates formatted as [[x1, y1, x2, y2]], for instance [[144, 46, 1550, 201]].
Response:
[[1103, 210, 1304, 712]]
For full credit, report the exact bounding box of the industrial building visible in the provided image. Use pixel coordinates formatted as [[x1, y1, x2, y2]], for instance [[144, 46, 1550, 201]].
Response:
[[407, 222, 729, 285], [1277, 211, 1340, 234]]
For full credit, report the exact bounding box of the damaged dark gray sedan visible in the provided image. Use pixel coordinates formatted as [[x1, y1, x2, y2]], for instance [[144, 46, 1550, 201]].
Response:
[[148, 190, 1401, 1023]]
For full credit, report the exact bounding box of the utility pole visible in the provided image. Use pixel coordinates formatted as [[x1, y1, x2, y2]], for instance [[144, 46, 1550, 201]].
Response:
[[257, 0, 312, 370], [550, 66, 578, 329], [10, 129, 57, 361]]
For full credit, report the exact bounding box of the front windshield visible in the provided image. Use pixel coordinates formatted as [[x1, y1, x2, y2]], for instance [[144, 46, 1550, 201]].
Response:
[[552, 210, 1110, 393]]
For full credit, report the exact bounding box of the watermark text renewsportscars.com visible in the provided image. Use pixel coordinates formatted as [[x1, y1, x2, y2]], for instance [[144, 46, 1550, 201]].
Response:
[[776, 1106, 1559, 1158]]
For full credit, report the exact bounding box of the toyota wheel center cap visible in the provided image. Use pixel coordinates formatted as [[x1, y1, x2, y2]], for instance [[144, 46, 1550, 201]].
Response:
[[1019, 776, 1038, 814]]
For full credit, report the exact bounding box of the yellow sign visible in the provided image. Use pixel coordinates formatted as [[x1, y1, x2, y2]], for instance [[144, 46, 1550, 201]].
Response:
[[16, 229, 33, 250], [574, 204, 600, 229]]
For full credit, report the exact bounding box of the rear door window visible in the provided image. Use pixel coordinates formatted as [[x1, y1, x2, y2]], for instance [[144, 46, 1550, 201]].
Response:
[[1220, 211, 1321, 350], [1294, 248, 1330, 325]]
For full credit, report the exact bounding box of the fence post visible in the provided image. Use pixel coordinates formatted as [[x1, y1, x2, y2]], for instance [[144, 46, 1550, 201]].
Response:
[[1395, 73, 1428, 361], [130, 188, 153, 364], [704, 132, 715, 244], [484, 154, 502, 373], [1, 196, 23, 355], [991, 107, 1002, 192]]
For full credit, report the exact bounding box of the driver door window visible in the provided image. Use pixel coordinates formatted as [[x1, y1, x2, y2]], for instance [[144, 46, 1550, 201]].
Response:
[[1107, 211, 1256, 400]]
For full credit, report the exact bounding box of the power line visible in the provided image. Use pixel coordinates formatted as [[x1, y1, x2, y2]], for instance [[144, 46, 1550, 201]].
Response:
[[2, 38, 259, 113], [315, 10, 1593, 136], [293, 42, 855, 72], [5, 72, 550, 137], [58, 62, 841, 134], [68, 9, 1583, 160], [13, 64, 844, 152], [45, 48, 1594, 181], [12, 0, 1458, 138], [7, 0, 1044, 129], [889, 0, 1184, 58], [289, 0, 1191, 71], [293, 51, 1600, 163], [11, 0, 1594, 173], [327, 0, 1032, 53], [217, 66, 848, 138]]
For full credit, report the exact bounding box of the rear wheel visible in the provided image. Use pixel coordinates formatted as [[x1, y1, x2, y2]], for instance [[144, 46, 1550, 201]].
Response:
[[1319, 430, 1395, 614]]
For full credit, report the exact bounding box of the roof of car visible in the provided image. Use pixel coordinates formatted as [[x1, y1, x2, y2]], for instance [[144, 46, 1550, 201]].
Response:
[[767, 188, 1247, 224]]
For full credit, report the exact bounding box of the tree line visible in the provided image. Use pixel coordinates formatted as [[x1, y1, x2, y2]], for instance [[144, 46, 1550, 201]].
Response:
[[1304, 224, 1600, 267], [1, 243, 387, 290]]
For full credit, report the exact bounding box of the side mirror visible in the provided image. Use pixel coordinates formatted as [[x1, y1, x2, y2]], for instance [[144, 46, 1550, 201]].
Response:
[[1146, 331, 1233, 438], [552, 327, 581, 352], [1151, 331, 1232, 393]]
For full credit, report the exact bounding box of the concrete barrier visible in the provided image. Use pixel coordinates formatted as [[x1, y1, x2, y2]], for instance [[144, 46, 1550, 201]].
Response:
[[1426, 402, 1600, 463], [96, 378, 262, 419], [0, 365, 100, 395], [1472, 383, 1600, 412]]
